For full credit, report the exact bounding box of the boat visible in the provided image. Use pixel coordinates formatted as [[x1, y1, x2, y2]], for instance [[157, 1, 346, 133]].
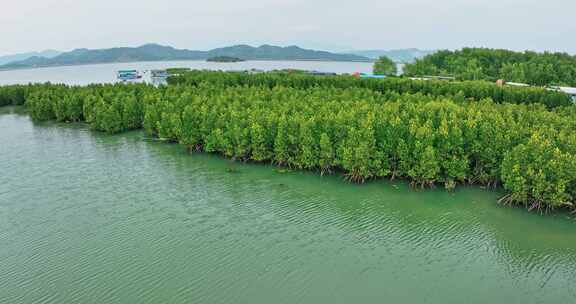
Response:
[[116, 70, 142, 82], [150, 69, 169, 86]]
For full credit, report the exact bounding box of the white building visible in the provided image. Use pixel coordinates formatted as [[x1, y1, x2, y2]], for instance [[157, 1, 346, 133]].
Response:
[[550, 86, 576, 102]]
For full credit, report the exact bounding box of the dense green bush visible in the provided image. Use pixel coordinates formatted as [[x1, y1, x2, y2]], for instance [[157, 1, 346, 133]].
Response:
[[8, 79, 576, 212], [373, 56, 397, 75], [404, 48, 576, 86], [140, 85, 576, 210], [500, 132, 576, 211], [25, 83, 152, 133], [168, 70, 572, 108], [0, 85, 27, 106]]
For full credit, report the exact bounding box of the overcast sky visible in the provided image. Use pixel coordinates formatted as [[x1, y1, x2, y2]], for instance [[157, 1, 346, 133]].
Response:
[[2, 0, 575, 55]]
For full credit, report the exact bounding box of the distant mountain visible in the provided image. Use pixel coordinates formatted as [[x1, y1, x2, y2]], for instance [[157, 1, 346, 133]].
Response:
[[346, 49, 436, 63], [0, 50, 61, 65], [1, 44, 206, 69], [208, 44, 367, 61], [0, 44, 370, 70]]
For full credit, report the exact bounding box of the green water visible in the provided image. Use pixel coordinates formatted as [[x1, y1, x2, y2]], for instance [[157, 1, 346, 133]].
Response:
[[1, 107, 575, 304]]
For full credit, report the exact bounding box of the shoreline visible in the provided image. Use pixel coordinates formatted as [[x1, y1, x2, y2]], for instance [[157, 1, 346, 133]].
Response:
[[0, 58, 375, 73], [3, 105, 575, 218]]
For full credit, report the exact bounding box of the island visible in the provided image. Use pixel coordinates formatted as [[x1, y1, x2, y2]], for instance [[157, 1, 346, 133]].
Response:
[[0, 44, 370, 70], [207, 56, 245, 63]]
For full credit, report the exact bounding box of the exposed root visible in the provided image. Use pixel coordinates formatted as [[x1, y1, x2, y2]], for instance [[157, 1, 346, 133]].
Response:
[[528, 201, 541, 213], [410, 180, 435, 190], [344, 172, 366, 184], [273, 159, 287, 167], [498, 195, 553, 214], [497, 193, 513, 205], [320, 167, 333, 177], [186, 144, 204, 153], [486, 180, 499, 189]]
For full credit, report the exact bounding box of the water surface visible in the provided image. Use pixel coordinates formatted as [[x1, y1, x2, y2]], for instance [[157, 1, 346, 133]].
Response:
[[1, 107, 575, 304], [0, 60, 374, 85]]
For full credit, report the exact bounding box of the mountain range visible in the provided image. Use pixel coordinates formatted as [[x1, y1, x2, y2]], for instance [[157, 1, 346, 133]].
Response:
[[0, 44, 370, 70], [0, 50, 62, 66], [346, 48, 436, 63]]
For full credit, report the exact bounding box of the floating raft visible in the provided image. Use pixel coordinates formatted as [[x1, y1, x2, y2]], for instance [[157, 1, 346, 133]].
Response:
[[116, 70, 141, 81]]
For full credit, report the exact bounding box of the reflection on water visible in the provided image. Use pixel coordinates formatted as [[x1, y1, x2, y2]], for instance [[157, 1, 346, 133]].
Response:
[[0, 110, 575, 304]]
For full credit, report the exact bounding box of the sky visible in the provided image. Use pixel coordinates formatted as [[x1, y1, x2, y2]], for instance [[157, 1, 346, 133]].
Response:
[[2, 0, 575, 56]]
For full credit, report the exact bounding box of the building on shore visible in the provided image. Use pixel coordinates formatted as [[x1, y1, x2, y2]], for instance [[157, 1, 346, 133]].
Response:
[[352, 72, 386, 79], [408, 75, 455, 81], [550, 86, 576, 102], [150, 70, 169, 86]]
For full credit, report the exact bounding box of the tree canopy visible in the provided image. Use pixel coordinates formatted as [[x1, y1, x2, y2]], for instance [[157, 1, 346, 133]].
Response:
[[404, 48, 576, 87], [168, 70, 571, 108], [373, 56, 397, 76], [2, 71, 575, 212]]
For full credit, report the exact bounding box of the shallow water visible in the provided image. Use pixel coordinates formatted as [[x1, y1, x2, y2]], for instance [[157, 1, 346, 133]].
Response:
[[1, 107, 575, 304]]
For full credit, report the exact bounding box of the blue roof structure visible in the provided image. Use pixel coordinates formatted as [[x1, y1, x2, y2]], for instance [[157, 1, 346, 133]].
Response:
[[359, 73, 387, 79]]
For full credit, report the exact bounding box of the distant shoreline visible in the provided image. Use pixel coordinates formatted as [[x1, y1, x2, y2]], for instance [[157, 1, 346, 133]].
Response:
[[0, 58, 375, 72]]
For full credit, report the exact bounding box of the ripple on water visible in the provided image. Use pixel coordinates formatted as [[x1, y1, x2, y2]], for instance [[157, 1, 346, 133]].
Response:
[[1, 111, 576, 304]]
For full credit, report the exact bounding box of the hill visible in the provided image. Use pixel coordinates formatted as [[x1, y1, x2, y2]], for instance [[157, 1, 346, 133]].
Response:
[[0, 50, 61, 66], [206, 56, 245, 63], [209, 44, 367, 61], [0, 44, 370, 70]]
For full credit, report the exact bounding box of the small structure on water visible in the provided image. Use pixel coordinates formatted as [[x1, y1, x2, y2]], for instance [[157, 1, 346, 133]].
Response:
[[151, 69, 169, 78], [116, 70, 142, 82], [150, 69, 169, 86], [353, 72, 386, 79], [116, 68, 189, 86]]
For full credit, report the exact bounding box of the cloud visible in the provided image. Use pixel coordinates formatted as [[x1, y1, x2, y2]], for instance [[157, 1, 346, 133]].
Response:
[[1, 0, 575, 55]]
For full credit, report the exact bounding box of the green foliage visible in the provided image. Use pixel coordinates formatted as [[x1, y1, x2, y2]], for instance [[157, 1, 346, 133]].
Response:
[[404, 48, 576, 86], [138, 83, 576, 210], [23, 83, 151, 133], [501, 132, 576, 211], [168, 70, 572, 108], [0, 85, 27, 106], [11, 71, 576, 212], [373, 56, 397, 76], [206, 56, 244, 62], [250, 122, 270, 161], [318, 133, 334, 175], [166, 68, 191, 76]]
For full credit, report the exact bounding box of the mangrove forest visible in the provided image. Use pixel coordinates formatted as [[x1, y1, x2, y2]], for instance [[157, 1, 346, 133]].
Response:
[[1, 71, 576, 213], [404, 47, 576, 86]]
